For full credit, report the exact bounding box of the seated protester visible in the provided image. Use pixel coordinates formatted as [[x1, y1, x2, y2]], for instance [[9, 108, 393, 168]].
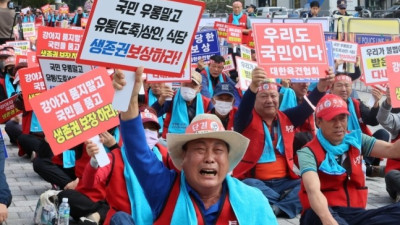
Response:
[[208, 82, 237, 131], [335, 56, 362, 99], [151, 71, 213, 139], [83, 107, 170, 225], [330, 73, 389, 171], [298, 94, 400, 225], [109, 68, 277, 225], [33, 127, 121, 190], [0, 135, 11, 224], [290, 81, 316, 137], [144, 82, 167, 134], [198, 55, 241, 107], [57, 127, 123, 225], [377, 88, 400, 202], [233, 67, 334, 218]]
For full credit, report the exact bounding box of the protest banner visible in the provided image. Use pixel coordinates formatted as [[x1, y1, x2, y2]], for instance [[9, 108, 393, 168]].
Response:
[[330, 40, 358, 63], [253, 23, 328, 79], [240, 45, 252, 61], [354, 34, 392, 44], [41, 4, 51, 14], [76, 0, 205, 77], [59, 6, 69, 14], [18, 67, 47, 111], [30, 67, 120, 155], [385, 55, 400, 108], [36, 26, 84, 59], [245, 31, 255, 48], [236, 57, 258, 91], [27, 51, 38, 67], [360, 40, 400, 85], [13, 48, 23, 56], [191, 30, 220, 63], [22, 22, 36, 38], [38, 57, 93, 89], [324, 32, 337, 41], [223, 54, 235, 72], [226, 26, 242, 45], [0, 95, 22, 124], [214, 21, 229, 39], [6, 41, 30, 51]]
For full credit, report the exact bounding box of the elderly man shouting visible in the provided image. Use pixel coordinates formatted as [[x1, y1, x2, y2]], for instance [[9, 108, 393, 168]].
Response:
[[109, 68, 278, 225]]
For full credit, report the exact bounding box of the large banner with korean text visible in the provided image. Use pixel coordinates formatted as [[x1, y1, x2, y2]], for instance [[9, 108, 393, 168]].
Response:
[[0, 95, 22, 124], [38, 57, 93, 89], [30, 68, 119, 155], [252, 23, 328, 79], [77, 0, 205, 77], [360, 41, 400, 85], [36, 26, 84, 59]]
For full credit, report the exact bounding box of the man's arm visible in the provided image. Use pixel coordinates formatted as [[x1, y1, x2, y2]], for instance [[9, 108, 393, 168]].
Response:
[[376, 98, 400, 138], [302, 171, 339, 225], [369, 138, 400, 159], [116, 69, 176, 217], [358, 100, 379, 126]]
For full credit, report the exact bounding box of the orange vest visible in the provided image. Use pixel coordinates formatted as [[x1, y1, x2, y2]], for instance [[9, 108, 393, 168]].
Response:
[[232, 110, 298, 179], [104, 143, 168, 225], [299, 138, 368, 212], [154, 174, 238, 225]]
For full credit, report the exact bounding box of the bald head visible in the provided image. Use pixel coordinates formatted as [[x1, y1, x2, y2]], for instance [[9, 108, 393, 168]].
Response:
[[232, 1, 243, 15]]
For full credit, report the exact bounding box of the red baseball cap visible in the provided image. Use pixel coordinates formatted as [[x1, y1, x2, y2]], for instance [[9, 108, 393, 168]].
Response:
[[140, 107, 160, 129], [315, 94, 349, 121]]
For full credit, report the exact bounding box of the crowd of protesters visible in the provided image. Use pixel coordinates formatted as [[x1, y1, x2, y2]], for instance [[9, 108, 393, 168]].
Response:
[[0, 0, 400, 225]]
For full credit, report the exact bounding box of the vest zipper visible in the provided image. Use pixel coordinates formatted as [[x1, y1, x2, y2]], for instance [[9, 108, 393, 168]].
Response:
[[344, 173, 351, 207]]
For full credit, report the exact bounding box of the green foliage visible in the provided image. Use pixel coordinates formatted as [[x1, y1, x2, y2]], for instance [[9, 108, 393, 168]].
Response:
[[21, 0, 55, 8]]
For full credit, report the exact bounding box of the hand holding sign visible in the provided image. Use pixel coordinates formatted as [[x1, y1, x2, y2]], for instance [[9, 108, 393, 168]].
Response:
[[249, 67, 267, 93], [88, 135, 110, 167], [316, 67, 335, 92]]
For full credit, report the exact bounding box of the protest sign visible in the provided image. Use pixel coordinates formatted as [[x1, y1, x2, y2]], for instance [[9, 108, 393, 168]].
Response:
[[59, 6, 69, 14], [253, 23, 328, 79], [236, 57, 258, 91], [6, 41, 30, 51], [385, 55, 400, 108], [226, 26, 242, 45], [15, 55, 27, 64], [223, 54, 235, 72], [245, 31, 255, 48], [77, 0, 205, 77], [18, 67, 47, 111], [324, 32, 337, 41], [36, 26, 84, 59], [191, 30, 220, 63], [81, 18, 88, 28], [0, 95, 22, 124], [22, 22, 36, 38], [27, 51, 38, 67], [360, 40, 400, 85], [41, 4, 51, 14], [30, 67, 119, 155], [330, 40, 358, 63], [240, 45, 252, 61], [214, 21, 229, 39], [38, 57, 93, 89]]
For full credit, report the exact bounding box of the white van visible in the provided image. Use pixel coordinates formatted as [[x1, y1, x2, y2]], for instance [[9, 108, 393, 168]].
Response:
[[256, 7, 289, 18]]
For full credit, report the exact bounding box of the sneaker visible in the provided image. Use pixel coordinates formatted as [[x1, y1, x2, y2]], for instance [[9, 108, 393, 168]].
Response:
[[79, 217, 98, 225]]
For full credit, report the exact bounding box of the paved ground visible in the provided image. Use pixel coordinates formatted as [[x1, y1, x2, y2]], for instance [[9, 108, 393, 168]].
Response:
[[2, 91, 396, 225]]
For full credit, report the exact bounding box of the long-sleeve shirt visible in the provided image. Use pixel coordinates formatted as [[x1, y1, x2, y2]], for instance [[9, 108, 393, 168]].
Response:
[[120, 116, 225, 223], [353, 98, 380, 126], [0, 136, 11, 207], [377, 100, 400, 139], [234, 86, 325, 133]]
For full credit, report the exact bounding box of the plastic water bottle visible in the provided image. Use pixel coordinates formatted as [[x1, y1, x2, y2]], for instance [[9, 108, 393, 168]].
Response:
[[57, 198, 70, 225]]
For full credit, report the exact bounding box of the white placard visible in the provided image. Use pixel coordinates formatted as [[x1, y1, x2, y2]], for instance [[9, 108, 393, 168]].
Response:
[[38, 57, 93, 89], [89, 135, 110, 167], [112, 70, 135, 112], [236, 57, 258, 91], [330, 40, 358, 63], [77, 0, 205, 77]]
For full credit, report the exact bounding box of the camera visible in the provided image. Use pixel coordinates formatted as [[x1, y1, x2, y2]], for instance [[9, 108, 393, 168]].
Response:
[[7, 1, 21, 13]]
